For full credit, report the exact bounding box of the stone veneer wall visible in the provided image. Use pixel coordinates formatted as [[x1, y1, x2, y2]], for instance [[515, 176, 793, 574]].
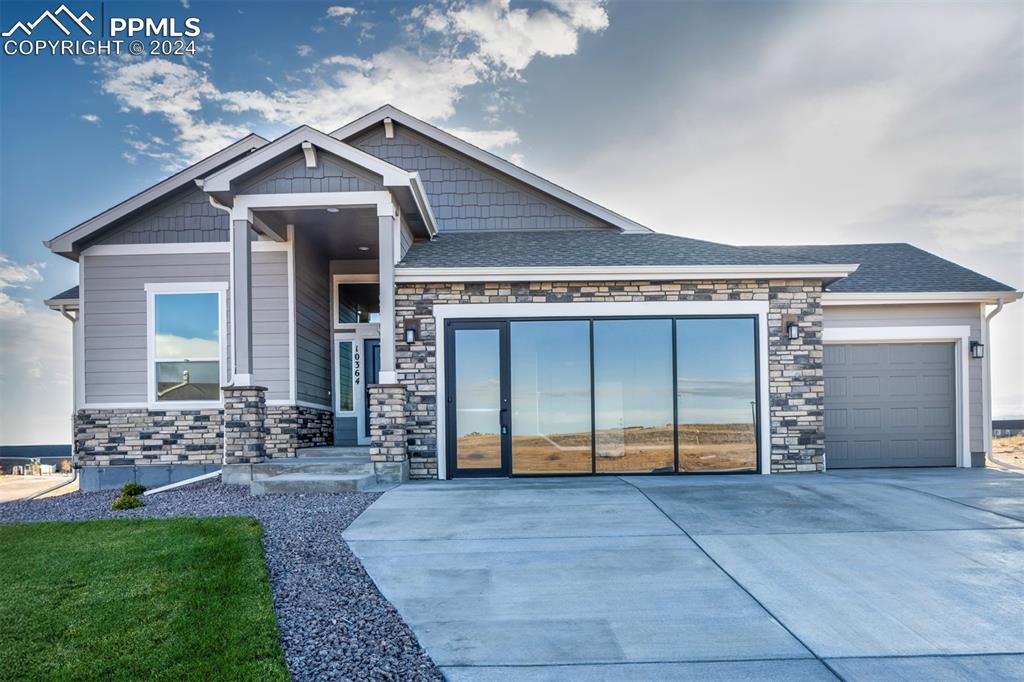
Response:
[[394, 280, 825, 479], [265, 405, 333, 458], [75, 408, 223, 466], [75, 404, 333, 466]]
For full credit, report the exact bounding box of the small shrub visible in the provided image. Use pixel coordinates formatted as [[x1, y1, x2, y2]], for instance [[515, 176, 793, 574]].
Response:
[[111, 494, 144, 511], [121, 482, 146, 496]]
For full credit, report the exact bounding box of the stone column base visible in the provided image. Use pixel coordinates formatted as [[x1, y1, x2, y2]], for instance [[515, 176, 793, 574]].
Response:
[[369, 384, 408, 478], [223, 385, 267, 464]]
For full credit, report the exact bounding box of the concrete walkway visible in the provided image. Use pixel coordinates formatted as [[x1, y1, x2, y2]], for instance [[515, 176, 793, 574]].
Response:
[[344, 469, 1024, 680]]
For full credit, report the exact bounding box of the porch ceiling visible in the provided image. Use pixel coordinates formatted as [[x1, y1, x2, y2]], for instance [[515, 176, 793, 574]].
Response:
[[260, 206, 380, 260]]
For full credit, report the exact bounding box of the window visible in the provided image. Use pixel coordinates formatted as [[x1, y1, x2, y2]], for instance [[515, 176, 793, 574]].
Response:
[[337, 341, 354, 411], [593, 319, 676, 473], [510, 320, 592, 474], [676, 319, 758, 472], [151, 290, 222, 402]]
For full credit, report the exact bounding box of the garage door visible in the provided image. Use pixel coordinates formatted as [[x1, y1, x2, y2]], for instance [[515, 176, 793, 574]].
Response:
[[824, 343, 956, 468]]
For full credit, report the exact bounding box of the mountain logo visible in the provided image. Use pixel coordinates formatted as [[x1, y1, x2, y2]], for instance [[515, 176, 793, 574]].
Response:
[[2, 4, 95, 37]]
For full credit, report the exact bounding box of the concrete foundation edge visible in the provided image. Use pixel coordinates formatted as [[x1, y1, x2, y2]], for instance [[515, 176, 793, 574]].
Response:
[[80, 464, 223, 492]]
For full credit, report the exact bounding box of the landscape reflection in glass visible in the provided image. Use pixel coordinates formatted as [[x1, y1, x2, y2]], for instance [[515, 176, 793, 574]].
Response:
[[593, 319, 675, 473], [677, 318, 758, 472], [454, 328, 502, 469], [510, 321, 592, 474]]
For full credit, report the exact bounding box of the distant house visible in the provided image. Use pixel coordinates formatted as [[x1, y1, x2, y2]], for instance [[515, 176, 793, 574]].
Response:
[[993, 420, 1024, 438], [44, 105, 1021, 491], [0, 445, 73, 475]]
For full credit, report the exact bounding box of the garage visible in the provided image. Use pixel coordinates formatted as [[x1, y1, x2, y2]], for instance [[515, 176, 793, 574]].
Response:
[[824, 342, 957, 468]]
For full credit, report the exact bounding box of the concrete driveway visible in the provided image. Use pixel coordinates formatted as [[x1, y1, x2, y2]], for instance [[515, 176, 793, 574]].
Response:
[[344, 469, 1024, 680]]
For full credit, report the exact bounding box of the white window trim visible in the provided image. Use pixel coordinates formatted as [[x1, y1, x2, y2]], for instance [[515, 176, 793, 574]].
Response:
[[145, 282, 229, 410], [331, 273, 382, 330], [432, 300, 772, 480], [332, 325, 381, 445], [822, 325, 973, 468]]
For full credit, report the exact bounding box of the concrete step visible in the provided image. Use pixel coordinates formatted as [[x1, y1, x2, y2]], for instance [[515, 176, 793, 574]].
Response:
[[296, 446, 371, 458], [250, 457, 374, 479], [250, 472, 376, 496]]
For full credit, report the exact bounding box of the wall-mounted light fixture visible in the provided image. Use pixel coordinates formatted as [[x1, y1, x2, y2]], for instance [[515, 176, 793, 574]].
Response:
[[970, 341, 985, 359], [325, 207, 339, 213], [783, 314, 799, 341], [404, 319, 420, 344]]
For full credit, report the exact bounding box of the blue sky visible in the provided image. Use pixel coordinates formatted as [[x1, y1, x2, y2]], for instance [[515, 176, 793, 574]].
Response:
[[0, 0, 1021, 443]]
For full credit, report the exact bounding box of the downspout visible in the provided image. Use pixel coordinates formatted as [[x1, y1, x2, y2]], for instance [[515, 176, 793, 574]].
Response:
[[28, 305, 80, 500], [983, 300, 1005, 467]]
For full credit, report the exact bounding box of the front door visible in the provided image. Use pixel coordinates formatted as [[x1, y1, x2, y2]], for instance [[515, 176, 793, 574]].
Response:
[[445, 321, 510, 477]]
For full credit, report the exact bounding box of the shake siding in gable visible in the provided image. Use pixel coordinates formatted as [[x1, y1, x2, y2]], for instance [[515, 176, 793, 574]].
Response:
[[82, 250, 290, 404], [238, 152, 384, 194], [294, 233, 332, 406], [349, 126, 609, 232], [92, 187, 230, 245]]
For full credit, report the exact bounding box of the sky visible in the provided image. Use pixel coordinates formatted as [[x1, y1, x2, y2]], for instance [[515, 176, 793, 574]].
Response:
[[0, 0, 1021, 444]]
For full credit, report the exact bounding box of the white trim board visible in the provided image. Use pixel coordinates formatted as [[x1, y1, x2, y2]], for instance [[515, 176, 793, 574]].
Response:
[[823, 291, 1022, 306], [144, 281, 229, 411], [397, 264, 859, 283], [431, 300, 772, 480], [81, 241, 288, 256], [823, 325, 973, 468]]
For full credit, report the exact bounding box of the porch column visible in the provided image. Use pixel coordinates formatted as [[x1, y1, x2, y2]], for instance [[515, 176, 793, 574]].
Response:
[[377, 209, 398, 384], [231, 217, 256, 385]]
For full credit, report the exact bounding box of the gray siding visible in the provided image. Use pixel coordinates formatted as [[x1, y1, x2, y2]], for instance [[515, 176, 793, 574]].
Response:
[[93, 187, 229, 245], [251, 250, 290, 400], [350, 126, 608, 232], [400, 219, 414, 258], [239, 152, 383, 194], [82, 250, 290, 403], [294, 232, 332, 406], [823, 303, 984, 453]]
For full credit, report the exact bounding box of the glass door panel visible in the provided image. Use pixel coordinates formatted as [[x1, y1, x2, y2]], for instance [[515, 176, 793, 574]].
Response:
[[676, 318, 758, 472], [593, 319, 675, 473], [510, 320, 593, 474], [448, 322, 509, 476]]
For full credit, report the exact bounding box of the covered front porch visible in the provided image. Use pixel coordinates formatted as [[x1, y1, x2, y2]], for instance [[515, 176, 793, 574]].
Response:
[[202, 126, 438, 484]]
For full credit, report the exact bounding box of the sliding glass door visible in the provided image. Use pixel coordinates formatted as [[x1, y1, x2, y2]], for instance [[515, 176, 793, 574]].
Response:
[[445, 315, 760, 478]]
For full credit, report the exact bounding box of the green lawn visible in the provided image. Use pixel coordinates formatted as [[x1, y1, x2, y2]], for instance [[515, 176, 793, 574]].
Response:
[[0, 517, 290, 681]]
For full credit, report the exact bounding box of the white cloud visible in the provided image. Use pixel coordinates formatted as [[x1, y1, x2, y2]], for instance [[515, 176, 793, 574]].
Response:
[[155, 334, 219, 358], [441, 0, 608, 73], [95, 1, 608, 168], [0, 256, 43, 320], [326, 6, 358, 26], [446, 127, 520, 150], [297, 44, 313, 57], [80, 113, 100, 125], [100, 58, 248, 169], [0, 256, 71, 444]]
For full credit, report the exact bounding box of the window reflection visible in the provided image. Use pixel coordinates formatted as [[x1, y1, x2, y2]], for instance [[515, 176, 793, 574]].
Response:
[[154, 292, 220, 402], [593, 319, 675, 473], [510, 321, 592, 474], [677, 318, 758, 472], [454, 328, 502, 469]]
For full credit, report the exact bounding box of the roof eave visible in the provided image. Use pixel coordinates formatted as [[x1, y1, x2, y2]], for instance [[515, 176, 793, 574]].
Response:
[[45, 133, 269, 258], [823, 291, 1023, 306], [395, 263, 860, 283]]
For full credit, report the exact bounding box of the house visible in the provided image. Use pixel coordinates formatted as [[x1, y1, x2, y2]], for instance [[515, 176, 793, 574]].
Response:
[[44, 105, 1020, 492]]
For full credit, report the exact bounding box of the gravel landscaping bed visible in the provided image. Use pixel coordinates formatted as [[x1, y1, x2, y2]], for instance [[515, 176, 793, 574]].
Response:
[[0, 482, 443, 681]]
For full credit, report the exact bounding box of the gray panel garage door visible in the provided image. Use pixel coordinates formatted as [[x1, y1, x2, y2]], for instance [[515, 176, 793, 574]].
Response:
[[824, 343, 956, 468]]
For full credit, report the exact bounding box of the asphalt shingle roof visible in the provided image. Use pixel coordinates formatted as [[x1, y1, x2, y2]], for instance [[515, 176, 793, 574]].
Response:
[[46, 286, 79, 301], [398, 231, 828, 268], [752, 243, 1015, 293], [399, 232, 1017, 295]]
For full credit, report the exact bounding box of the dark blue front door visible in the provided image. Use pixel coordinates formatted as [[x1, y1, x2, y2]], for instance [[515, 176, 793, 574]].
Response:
[[364, 339, 381, 437]]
